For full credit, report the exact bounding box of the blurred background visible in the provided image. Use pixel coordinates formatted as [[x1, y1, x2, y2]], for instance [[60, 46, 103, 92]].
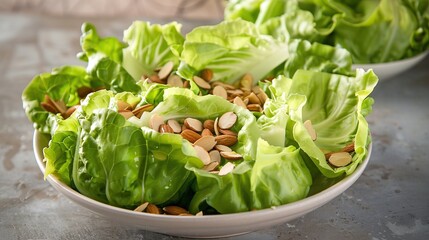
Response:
[[0, 0, 225, 20]]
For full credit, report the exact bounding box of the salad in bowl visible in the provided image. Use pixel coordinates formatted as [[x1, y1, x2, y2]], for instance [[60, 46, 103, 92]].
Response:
[[23, 17, 377, 232]]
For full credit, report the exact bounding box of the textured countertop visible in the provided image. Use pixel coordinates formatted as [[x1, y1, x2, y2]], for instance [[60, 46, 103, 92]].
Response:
[[1, 12, 428, 240]]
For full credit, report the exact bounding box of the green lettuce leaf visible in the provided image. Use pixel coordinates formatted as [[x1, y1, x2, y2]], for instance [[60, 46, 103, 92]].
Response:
[[188, 138, 312, 214], [122, 21, 184, 81], [78, 22, 141, 93], [272, 69, 378, 177], [22, 66, 91, 134], [177, 19, 290, 85]]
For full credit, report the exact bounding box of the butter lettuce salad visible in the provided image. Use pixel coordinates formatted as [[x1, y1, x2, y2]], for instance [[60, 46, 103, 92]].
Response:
[[225, 0, 429, 63], [22, 19, 378, 215]]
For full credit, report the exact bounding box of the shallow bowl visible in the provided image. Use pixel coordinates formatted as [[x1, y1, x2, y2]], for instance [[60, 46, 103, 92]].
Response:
[[33, 130, 371, 238], [353, 51, 428, 81]]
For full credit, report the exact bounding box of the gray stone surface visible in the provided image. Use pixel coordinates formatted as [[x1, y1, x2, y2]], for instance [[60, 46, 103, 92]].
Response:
[[1, 12, 428, 240]]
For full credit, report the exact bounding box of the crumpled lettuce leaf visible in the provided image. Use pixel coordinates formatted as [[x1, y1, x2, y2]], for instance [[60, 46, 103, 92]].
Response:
[[78, 22, 141, 94], [122, 21, 184, 81], [188, 138, 312, 214], [177, 19, 290, 85], [271, 69, 378, 178], [22, 66, 92, 134]]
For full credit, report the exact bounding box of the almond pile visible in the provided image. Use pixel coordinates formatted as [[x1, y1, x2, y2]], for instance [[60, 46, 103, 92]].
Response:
[[149, 111, 242, 175], [133, 202, 203, 216], [144, 61, 269, 113]]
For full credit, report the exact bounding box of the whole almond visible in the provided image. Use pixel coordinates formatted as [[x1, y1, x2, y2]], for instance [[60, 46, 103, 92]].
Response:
[[247, 104, 262, 112], [203, 119, 215, 132], [328, 152, 352, 167], [219, 128, 238, 136], [77, 86, 93, 99], [184, 118, 203, 132], [341, 142, 355, 152], [215, 135, 238, 146], [41, 102, 59, 114], [200, 69, 213, 82], [181, 129, 201, 143], [146, 203, 161, 214], [148, 74, 163, 84], [194, 136, 217, 151], [218, 112, 237, 130], [163, 205, 188, 215]]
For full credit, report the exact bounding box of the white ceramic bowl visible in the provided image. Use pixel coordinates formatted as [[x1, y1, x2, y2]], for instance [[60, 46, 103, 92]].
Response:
[[353, 51, 428, 81], [33, 130, 371, 238]]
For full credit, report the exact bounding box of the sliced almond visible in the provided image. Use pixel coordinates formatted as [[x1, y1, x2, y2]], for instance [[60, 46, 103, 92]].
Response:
[[211, 81, 236, 90], [227, 89, 244, 96], [247, 104, 263, 112], [167, 74, 183, 88], [215, 145, 232, 152], [41, 102, 59, 114], [132, 104, 154, 118], [203, 161, 219, 171], [214, 117, 220, 136], [179, 213, 194, 216], [219, 128, 238, 136], [184, 118, 203, 132], [214, 135, 238, 146], [209, 150, 221, 163], [63, 105, 78, 119], [218, 112, 237, 130], [159, 124, 174, 133], [51, 99, 67, 114], [256, 91, 268, 105], [193, 145, 211, 165], [220, 151, 243, 160], [212, 85, 228, 99], [149, 114, 164, 132], [251, 86, 263, 95], [200, 69, 213, 82], [240, 73, 253, 91], [201, 128, 213, 137], [304, 120, 317, 141], [194, 136, 217, 151], [148, 74, 163, 84], [342, 142, 355, 152], [134, 202, 149, 212], [218, 162, 235, 176], [181, 129, 201, 143], [158, 61, 174, 80], [193, 76, 211, 89], [163, 205, 188, 215], [119, 110, 134, 119], [328, 152, 352, 167], [233, 97, 246, 108], [167, 119, 182, 133], [196, 211, 204, 216], [247, 92, 261, 105], [203, 119, 215, 132], [117, 100, 132, 111], [146, 203, 161, 214]]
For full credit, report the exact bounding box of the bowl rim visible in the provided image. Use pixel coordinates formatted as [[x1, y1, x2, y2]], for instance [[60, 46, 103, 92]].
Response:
[[352, 50, 429, 67], [33, 130, 371, 221]]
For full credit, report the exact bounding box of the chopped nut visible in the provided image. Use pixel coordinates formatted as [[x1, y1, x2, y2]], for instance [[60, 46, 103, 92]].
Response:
[[193, 76, 211, 89], [328, 152, 352, 167], [218, 112, 237, 129], [134, 202, 149, 212], [193, 145, 211, 165], [304, 120, 317, 141], [159, 124, 174, 133], [194, 136, 217, 151], [212, 85, 228, 99], [220, 151, 243, 160], [149, 114, 164, 132], [167, 119, 182, 133], [218, 162, 235, 176], [184, 118, 203, 132], [167, 74, 183, 88]]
